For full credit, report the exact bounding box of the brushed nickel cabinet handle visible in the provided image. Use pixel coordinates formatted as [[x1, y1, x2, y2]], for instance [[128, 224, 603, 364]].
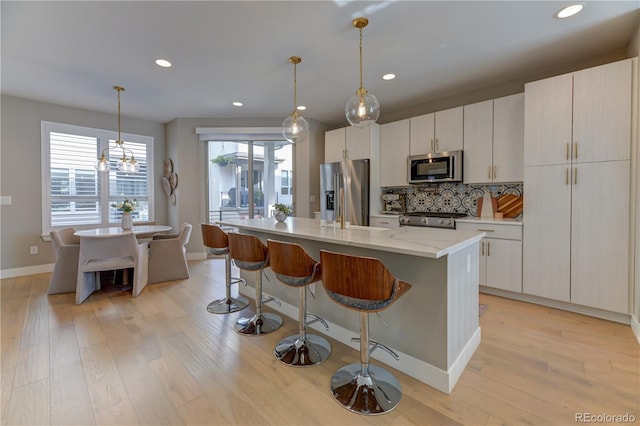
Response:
[[493, 165, 497, 179], [574, 167, 577, 185], [487, 241, 491, 256], [477, 229, 495, 232], [481, 241, 485, 256], [574, 142, 578, 159], [430, 139, 434, 152], [488, 166, 492, 179], [566, 143, 569, 160], [565, 168, 569, 185], [435, 138, 439, 152]]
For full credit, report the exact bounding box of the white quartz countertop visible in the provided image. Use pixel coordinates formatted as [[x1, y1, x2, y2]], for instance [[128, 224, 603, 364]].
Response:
[[217, 217, 484, 259], [457, 217, 523, 226]]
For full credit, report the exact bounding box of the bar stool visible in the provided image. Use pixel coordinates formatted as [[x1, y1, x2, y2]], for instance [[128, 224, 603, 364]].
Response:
[[267, 239, 331, 367], [228, 233, 282, 335], [319, 250, 412, 415], [201, 224, 249, 314]]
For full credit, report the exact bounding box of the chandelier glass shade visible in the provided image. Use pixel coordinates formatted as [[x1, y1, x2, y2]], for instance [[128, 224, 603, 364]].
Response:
[[96, 86, 140, 173], [282, 56, 309, 143], [345, 17, 379, 127]]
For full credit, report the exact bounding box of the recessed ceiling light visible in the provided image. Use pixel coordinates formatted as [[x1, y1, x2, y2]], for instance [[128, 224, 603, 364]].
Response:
[[155, 59, 172, 68], [555, 3, 584, 19], [232, 101, 243, 107], [382, 73, 396, 81], [297, 105, 306, 111]]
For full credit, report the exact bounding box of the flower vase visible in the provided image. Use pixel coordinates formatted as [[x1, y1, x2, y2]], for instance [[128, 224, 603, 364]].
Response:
[[121, 212, 133, 230], [274, 211, 287, 222]]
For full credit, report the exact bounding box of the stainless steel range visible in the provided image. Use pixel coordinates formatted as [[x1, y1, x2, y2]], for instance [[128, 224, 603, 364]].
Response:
[[398, 212, 468, 229]]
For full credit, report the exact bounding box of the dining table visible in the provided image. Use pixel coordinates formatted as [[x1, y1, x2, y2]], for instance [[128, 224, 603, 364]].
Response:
[[74, 225, 172, 302], [74, 225, 172, 239]]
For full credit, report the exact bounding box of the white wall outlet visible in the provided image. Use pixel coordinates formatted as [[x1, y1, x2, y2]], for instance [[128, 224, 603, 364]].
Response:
[[30, 246, 38, 255], [466, 254, 471, 273]]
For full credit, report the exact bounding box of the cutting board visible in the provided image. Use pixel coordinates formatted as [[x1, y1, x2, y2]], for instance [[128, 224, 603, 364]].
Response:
[[496, 194, 523, 218], [476, 196, 498, 218]]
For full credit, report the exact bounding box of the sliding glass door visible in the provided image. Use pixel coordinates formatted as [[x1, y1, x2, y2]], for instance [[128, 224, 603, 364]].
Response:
[[207, 140, 293, 222]]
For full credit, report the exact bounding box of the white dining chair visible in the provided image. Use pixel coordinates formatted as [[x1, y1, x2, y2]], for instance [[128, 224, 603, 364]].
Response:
[[75, 232, 149, 304], [147, 223, 192, 284], [48, 227, 80, 294]]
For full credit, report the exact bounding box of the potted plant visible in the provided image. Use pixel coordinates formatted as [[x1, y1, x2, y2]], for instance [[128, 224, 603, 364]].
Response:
[[273, 203, 292, 222], [211, 155, 229, 167], [111, 198, 138, 230]]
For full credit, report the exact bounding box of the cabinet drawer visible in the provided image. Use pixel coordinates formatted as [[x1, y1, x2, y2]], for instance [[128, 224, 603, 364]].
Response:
[[457, 222, 522, 240], [370, 216, 400, 229]]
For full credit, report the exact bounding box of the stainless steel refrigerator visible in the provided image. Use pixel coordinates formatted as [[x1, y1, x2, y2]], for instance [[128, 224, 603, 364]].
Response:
[[320, 159, 370, 226]]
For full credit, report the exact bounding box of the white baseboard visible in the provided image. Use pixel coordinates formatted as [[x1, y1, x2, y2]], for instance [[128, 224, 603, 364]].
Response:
[[244, 287, 479, 395], [631, 314, 640, 346], [0, 263, 54, 279]]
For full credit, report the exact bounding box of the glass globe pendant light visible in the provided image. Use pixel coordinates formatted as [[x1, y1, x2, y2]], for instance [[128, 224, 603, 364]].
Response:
[[345, 17, 379, 127], [95, 86, 140, 173], [282, 56, 309, 143]]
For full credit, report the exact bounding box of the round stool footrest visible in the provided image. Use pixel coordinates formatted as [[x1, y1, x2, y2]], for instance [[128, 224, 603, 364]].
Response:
[[234, 312, 282, 336], [207, 295, 250, 314], [330, 363, 402, 415], [274, 334, 331, 367]]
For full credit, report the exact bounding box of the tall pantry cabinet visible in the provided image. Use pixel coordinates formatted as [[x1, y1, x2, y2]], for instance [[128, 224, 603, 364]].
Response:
[[523, 58, 635, 314]]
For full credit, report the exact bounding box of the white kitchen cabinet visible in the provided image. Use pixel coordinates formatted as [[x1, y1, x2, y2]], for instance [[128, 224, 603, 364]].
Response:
[[409, 106, 463, 154], [380, 119, 410, 187], [463, 94, 524, 184], [493, 93, 524, 182], [370, 215, 400, 229], [324, 128, 346, 163], [524, 59, 632, 167], [457, 222, 522, 293], [522, 58, 634, 314], [324, 125, 380, 163]]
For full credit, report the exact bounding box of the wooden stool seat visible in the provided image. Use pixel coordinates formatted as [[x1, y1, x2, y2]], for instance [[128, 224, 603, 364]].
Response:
[[201, 224, 249, 314], [228, 233, 282, 335], [267, 240, 331, 367], [320, 249, 412, 415]]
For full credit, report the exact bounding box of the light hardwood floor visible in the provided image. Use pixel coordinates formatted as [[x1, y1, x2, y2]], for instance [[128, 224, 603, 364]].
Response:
[[2, 259, 638, 425]]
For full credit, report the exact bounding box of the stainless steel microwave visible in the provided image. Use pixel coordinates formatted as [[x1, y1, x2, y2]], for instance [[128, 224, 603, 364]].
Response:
[[407, 150, 463, 184]]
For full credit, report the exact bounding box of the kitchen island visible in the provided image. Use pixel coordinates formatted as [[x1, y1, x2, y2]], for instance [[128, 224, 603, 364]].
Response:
[[217, 217, 484, 394]]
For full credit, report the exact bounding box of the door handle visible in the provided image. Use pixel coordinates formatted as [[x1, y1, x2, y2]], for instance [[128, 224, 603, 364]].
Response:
[[487, 166, 492, 180], [573, 167, 577, 185], [566, 143, 570, 161], [487, 241, 490, 256], [493, 165, 497, 179], [565, 168, 569, 185], [481, 240, 485, 256], [573, 142, 578, 160]]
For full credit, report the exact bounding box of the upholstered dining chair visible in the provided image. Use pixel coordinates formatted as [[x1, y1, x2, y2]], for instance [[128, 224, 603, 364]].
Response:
[[147, 223, 192, 284], [48, 227, 80, 295], [76, 232, 149, 304]]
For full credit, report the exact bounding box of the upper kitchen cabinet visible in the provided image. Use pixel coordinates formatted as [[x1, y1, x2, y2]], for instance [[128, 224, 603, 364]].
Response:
[[380, 119, 410, 187], [525, 58, 633, 167], [324, 124, 380, 163], [464, 94, 524, 183], [410, 106, 463, 155]]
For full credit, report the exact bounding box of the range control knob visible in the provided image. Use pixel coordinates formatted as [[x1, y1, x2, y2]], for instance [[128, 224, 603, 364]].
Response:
[[420, 217, 428, 224], [444, 219, 451, 226], [438, 219, 444, 225]]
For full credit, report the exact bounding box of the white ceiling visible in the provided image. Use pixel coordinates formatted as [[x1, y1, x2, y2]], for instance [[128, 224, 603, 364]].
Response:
[[2, 1, 639, 127]]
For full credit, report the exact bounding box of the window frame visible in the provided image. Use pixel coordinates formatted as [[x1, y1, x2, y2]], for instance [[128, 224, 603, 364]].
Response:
[[41, 121, 154, 236]]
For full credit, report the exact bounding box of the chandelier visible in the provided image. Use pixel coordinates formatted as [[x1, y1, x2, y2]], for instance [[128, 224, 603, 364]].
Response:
[[345, 17, 380, 127], [95, 86, 140, 173], [282, 56, 309, 143]]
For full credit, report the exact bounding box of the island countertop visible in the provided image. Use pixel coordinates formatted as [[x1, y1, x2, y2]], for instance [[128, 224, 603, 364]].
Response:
[[217, 217, 484, 259]]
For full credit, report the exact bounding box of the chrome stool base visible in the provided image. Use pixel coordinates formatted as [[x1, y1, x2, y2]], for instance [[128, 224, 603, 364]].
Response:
[[207, 295, 249, 314], [275, 334, 331, 367], [234, 312, 283, 335], [330, 363, 402, 415]]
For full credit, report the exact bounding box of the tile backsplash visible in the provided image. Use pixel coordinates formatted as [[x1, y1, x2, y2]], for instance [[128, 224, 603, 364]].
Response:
[[383, 183, 523, 217]]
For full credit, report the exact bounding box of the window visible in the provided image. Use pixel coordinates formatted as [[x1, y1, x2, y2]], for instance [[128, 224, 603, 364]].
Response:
[[280, 170, 293, 195], [41, 121, 154, 234]]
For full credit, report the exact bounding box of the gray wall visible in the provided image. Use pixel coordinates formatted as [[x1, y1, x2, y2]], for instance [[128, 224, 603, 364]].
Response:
[[0, 95, 166, 272]]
